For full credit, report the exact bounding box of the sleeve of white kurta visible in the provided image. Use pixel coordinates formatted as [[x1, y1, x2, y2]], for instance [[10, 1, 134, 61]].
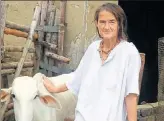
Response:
[[65, 43, 93, 96], [125, 50, 141, 96]]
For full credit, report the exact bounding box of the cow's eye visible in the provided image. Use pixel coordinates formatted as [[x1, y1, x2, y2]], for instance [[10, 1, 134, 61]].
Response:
[[11, 94, 15, 98], [34, 95, 38, 99]]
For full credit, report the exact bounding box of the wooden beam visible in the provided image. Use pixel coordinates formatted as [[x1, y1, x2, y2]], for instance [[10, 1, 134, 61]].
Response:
[[2, 62, 34, 69], [14, 2, 41, 78], [2, 46, 35, 53], [33, 1, 48, 75], [57, 1, 66, 56], [44, 1, 55, 76], [4, 28, 38, 39], [45, 51, 70, 63], [6, 21, 30, 33], [2, 68, 27, 75], [6, 20, 59, 33]]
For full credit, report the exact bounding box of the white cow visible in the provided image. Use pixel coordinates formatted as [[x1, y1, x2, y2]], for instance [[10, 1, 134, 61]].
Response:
[[0, 73, 77, 121]]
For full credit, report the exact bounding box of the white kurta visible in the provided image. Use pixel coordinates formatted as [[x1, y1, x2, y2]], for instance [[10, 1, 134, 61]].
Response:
[[66, 40, 141, 121]]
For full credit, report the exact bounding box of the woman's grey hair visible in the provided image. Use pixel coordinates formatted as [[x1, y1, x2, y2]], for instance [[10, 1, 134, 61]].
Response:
[[94, 3, 128, 40]]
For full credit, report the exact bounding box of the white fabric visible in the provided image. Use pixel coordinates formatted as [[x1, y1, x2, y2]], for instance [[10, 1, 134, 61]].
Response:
[[66, 40, 141, 121]]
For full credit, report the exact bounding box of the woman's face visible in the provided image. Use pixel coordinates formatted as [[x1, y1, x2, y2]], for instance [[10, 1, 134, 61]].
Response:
[[96, 10, 119, 40]]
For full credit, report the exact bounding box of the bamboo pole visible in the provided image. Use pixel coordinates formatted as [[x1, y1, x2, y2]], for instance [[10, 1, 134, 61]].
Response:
[[2, 62, 34, 69], [57, 1, 66, 56], [0, 0, 6, 119], [44, 1, 55, 76], [4, 28, 38, 39], [14, 2, 41, 78], [33, 1, 48, 75], [45, 51, 70, 63], [2, 46, 35, 53]]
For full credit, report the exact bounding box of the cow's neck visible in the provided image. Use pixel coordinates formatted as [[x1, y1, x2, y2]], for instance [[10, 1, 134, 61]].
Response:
[[33, 98, 57, 121]]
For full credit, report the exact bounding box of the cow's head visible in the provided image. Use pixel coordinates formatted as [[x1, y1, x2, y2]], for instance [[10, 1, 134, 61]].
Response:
[[1, 75, 62, 121]]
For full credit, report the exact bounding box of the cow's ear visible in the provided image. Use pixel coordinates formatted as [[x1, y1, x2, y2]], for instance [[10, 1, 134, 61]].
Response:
[[0, 89, 11, 102], [39, 95, 62, 110]]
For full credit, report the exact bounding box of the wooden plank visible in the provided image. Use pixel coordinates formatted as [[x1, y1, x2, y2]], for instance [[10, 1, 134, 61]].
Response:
[[0, 0, 5, 119], [33, 1, 48, 75], [40, 62, 73, 75], [14, 2, 41, 78], [44, 1, 55, 76], [45, 51, 70, 63]]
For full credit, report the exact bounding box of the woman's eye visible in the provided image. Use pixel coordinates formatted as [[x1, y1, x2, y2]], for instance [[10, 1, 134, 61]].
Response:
[[11, 94, 15, 98]]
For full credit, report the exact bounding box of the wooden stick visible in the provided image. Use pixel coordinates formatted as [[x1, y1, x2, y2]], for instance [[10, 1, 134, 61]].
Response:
[[4, 27, 38, 39], [0, 0, 6, 118], [58, 1, 66, 56], [14, 2, 41, 78], [2, 62, 34, 69], [2, 46, 35, 53], [6, 20, 30, 33], [38, 40, 57, 51], [45, 51, 70, 63], [44, 1, 55, 76], [33, 1, 48, 75]]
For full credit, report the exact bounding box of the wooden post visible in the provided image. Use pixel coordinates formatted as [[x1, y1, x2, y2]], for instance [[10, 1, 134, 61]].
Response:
[[14, 2, 41, 78], [33, 1, 48, 75], [0, 0, 6, 120], [58, 1, 66, 56], [56, 1, 67, 70], [44, 1, 55, 76]]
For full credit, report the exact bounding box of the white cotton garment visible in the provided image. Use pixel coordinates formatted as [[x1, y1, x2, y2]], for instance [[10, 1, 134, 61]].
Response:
[[66, 39, 141, 121]]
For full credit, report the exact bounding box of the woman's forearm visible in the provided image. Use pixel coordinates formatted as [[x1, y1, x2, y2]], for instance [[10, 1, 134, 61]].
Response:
[[125, 94, 138, 121]]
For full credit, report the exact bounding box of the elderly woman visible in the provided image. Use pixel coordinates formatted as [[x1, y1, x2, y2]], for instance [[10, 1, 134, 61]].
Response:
[[43, 3, 141, 121]]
